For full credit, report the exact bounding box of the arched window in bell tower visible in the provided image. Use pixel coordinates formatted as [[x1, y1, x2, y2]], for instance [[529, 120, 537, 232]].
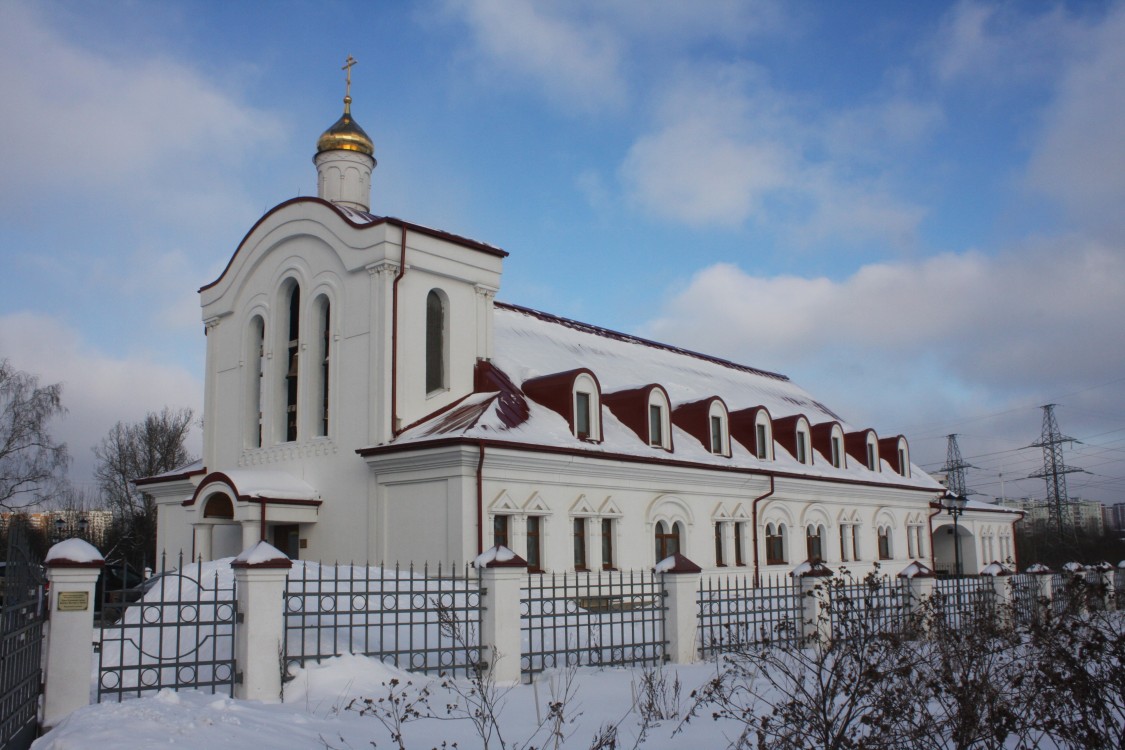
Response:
[[246, 315, 265, 448], [426, 289, 447, 394], [282, 283, 301, 442], [313, 295, 331, 437]]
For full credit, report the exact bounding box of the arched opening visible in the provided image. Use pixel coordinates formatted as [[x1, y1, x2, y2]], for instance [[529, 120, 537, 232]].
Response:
[[765, 522, 787, 565], [932, 524, 978, 576], [203, 494, 234, 519]]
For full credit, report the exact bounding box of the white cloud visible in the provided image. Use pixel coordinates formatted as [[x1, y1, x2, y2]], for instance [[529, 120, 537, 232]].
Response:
[[618, 64, 928, 246], [0, 2, 285, 219], [644, 237, 1125, 418], [1025, 5, 1125, 241], [0, 313, 204, 489], [439, 0, 628, 113]]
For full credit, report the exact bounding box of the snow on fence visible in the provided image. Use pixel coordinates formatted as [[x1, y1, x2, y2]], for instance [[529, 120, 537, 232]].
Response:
[[520, 570, 666, 678], [283, 561, 482, 679], [697, 574, 803, 656], [97, 555, 237, 703]]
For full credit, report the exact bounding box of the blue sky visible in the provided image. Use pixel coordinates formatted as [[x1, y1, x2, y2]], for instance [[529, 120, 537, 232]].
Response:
[[2, 0, 1124, 508]]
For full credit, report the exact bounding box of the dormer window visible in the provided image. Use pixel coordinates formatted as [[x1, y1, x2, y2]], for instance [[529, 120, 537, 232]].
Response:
[[866, 433, 879, 471], [831, 436, 842, 468], [796, 429, 809, 464], [879, 435, 911, 477], [603, 384, 672, 450], [756, 423, 768, 458], [523, 368, 602, 442], [671, 396, 729, 457], [846, 429, 879, 472], [710, 416, 723, 454], [898, 447, 908, 476]]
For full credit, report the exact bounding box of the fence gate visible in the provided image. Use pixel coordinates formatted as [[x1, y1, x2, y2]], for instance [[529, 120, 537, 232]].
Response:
[[0, 525, 46, 750], [98, 554, 237, 702]]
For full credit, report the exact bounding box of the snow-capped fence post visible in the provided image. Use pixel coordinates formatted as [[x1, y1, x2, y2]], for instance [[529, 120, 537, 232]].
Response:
[[980, 562, 1013, 627], [1092, 563, 1115, 611], [794, 561, 834, 644], [476, 546, 528, 683], [657, 553, 702, 665], [1026, 564, 1054, 619], [231, 541, 292, 702], [42, 539, 104, 730], [897, 561, 935, 631]]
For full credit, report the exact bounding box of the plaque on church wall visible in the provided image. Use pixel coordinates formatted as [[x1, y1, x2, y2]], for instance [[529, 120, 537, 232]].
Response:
[[57, 591, 90, 612]]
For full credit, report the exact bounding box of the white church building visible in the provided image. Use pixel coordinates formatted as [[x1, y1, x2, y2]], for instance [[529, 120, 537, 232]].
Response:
[[141, 82, 1019, 578]]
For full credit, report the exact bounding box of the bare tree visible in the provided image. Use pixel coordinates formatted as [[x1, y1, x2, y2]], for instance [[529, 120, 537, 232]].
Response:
[[0, 359, 69, 511], [94, 406, 195, 561]]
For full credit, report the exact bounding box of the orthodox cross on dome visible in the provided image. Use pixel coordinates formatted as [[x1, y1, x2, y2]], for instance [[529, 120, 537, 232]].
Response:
[[342, 55, 357, 101]]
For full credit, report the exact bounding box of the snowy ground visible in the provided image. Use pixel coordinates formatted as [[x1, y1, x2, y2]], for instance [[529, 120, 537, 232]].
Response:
[[35, 656, 735, 750]]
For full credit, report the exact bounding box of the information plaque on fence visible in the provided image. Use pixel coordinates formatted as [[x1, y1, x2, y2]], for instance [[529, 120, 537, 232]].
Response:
[[57, 591, 90, 612]]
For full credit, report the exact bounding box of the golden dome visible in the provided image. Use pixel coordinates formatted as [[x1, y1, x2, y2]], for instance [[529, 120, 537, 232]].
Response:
[[316, 95, 375, 157]]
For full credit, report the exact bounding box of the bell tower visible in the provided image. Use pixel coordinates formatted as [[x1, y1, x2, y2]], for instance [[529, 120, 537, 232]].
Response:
[[314, 56, 376, 212]]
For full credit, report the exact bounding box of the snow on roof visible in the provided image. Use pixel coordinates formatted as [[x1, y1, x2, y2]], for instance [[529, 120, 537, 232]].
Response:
[[213, 469, 319, 501], [135, 458, 205, 485], [391, 304, 943, 492], [234, 540, 290, 565]]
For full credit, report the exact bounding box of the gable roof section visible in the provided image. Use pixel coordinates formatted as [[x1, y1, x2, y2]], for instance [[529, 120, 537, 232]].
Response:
[[201, 197, 508, 293]]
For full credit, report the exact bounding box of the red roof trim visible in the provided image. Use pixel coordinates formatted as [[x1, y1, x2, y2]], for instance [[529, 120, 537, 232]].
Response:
[[496, 302, 789, 382], [183, 472, 322, 507], [200, 197, 508, 293], [135, 466, 207, 487], [357, 437, 941, 494]]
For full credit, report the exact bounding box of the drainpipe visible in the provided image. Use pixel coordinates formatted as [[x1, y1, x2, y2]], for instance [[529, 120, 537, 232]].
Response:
[[751, 475, 776, 588], [476, 441, 486, 555], [391, 225, 408, 437], [260, 499, 267, 542]]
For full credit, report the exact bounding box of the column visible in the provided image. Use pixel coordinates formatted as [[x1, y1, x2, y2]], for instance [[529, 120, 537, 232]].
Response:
[[661, 554, 703, 664], [477, 550, 528, 683], [232, 541, 292, 702], [43, 540, 104, 730], [797, 562, 834, 644], [193, 523, 214, 562]]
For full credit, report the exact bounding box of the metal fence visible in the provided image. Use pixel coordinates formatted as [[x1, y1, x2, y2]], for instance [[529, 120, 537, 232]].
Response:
[[521, 570, 666, 678], [0, 525, 46, 750], [1116, 568, 1125, 606], [1008, 574, 1041, 628], [284, 562, 482, 679], [933, 577, 995, 629], [826, 576, 913, 639], [697, 574, 803, 656], [98, 554, 237, 703]]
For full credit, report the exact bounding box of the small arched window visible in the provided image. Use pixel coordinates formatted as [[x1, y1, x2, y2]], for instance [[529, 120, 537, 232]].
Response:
[[426, 290, 447, 394], [877, 525, 892, 560], [755, 411, 773, 460], [655, 520, 681, 562], [806, 523, 824, 562], [796, 426, 810, 465], [647, 389, 672, 450], [573, 373, 601, 441], [765, 522, 786, 565], [708, 400, 729, 456]]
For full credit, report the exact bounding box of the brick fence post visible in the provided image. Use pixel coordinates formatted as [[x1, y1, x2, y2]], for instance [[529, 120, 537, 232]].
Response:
[[658, 553, 702, 665], [476, 546, 528, 683], [795, 561, 834, 644], [43, 539, 104, 730], [231, 541, 292, 702]]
